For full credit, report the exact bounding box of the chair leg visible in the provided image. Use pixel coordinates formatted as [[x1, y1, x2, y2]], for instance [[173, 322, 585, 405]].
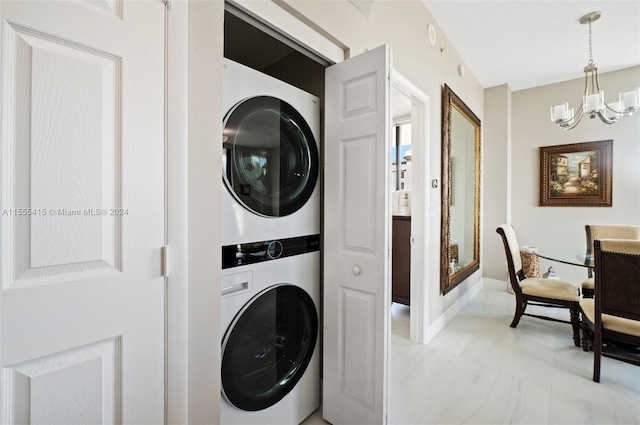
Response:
[[580, 319, 592, 352], [593, 327, 602, 382], [510, 299, 526, 328], [569, 302, 581, 347]]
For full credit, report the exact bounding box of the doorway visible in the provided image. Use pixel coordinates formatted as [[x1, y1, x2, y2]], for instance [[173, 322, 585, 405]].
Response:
[[390, 87, 413, 339], [391, 74, 430, 344]]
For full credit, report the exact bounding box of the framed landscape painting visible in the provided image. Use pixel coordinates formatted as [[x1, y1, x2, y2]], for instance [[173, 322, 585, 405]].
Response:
[[539, 140, 612, 207]]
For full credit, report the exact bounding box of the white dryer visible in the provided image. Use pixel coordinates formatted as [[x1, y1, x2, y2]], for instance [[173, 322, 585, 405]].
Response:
[[222, 59, 320, 246], [220, 236, 320, 424]]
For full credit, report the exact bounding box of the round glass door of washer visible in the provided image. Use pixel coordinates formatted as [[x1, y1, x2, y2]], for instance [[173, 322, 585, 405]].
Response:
[[221, 284, 318, 411], [222, 96, 319, 217]]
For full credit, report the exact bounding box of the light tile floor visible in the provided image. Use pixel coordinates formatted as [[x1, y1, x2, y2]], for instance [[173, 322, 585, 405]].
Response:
[[304, 280, 640, 424]]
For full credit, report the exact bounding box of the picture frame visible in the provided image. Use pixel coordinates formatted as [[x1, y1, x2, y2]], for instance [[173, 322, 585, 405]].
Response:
[[539, 139, 612, 207]]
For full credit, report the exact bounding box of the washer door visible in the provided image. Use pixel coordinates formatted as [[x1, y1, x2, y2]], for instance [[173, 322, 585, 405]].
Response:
[[221, 284, 318, 411], [222, 96, 319, 217]]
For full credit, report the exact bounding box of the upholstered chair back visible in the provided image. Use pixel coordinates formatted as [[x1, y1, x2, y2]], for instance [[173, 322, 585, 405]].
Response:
[[595, 239, 640, 322], [497, 224, 522, 274], [586, 225, 640, 255]]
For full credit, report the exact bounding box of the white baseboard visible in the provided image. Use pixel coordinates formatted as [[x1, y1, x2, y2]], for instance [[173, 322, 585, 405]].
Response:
[[422, 278, 484, 345], [482, 277, 509, 291]]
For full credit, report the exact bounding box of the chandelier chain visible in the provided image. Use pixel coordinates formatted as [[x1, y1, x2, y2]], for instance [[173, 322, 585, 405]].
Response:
[[588, 20, 593, 65]]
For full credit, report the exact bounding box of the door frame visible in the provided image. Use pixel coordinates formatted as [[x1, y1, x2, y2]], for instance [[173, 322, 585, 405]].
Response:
[[166, 2, 190, 423], [166, 2, 228, 423], [391, 72, 430, 344]]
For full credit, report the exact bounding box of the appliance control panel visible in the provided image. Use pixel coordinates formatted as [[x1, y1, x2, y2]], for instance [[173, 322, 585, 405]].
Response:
[[222, 234, 320, 269]]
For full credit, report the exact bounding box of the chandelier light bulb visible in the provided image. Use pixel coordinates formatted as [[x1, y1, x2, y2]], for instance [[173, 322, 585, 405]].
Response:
[[621, 88, 640, 112], [584, 92, 604, 114], [607, 98, 623, 119], [551, 103, 569, 121]]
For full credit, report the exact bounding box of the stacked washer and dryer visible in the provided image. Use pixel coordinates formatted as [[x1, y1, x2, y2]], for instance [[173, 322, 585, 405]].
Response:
[[220, 59, 321, 424]]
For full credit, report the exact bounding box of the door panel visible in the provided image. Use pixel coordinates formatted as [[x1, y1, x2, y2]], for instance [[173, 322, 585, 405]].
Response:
[[4, 24, 120, 281], [0, 1, 165, 423], [342, 135, 378, 252], [323, 45, 391, 425], [2, 338, 120, 424], [340, 288, 376, 407]]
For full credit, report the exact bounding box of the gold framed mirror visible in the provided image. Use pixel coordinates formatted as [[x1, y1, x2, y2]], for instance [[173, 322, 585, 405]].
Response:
[[440, 84, 481, 294]]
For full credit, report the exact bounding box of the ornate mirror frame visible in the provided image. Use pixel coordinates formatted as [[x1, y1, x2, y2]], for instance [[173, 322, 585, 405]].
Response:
[[440, 84, 481, 294]]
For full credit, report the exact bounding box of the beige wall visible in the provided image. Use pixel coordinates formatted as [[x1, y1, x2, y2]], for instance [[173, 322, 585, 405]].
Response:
[[484, 66, 640, 285], [282, 0, 486, 322], [483, 84, 511, 280]]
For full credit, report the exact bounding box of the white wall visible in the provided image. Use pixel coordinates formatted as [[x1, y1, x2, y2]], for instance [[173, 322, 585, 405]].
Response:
[[484, 66, 640, 285], [281, 0, 485, 323]]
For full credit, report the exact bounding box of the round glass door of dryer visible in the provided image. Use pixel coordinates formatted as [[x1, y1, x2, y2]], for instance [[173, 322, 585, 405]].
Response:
[[222, 96, 319, 217], [221, 284, 318, 411]]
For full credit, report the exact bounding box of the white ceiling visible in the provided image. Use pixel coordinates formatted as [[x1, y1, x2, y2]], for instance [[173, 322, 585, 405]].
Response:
[[421, 0, 640, 91]]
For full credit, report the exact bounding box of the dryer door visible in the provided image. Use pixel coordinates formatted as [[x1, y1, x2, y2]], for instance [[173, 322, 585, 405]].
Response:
[[222, 96, 319, 217], [221, 284, 318, 411]]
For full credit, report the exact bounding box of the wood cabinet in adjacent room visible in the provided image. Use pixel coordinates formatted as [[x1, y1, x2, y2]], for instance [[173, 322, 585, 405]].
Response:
[[392, 216, 411, 305]]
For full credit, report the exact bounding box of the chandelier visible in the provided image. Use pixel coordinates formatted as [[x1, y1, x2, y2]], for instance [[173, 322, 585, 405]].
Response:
[[551, 11, 640, 130]]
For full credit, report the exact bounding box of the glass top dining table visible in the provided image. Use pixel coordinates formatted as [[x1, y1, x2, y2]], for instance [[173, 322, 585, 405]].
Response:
[[532, 248, 593, 268]]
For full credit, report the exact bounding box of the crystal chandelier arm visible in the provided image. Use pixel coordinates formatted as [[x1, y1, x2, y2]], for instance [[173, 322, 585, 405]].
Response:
[[591, 67, 600, 94], [596, 111, 617, 124], [556, 104, 585, 129], [560, 111, 585, 129], [605, 102, 625, 115], [583, 67, 591, 97]]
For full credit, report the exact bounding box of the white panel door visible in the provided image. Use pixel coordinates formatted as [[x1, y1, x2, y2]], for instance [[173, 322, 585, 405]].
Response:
[[323, 45, 391, 425], [0, 1, 165, 423]]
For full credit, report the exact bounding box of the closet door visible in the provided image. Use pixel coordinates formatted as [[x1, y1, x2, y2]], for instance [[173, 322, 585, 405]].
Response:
[[323, 44, 391, 425]]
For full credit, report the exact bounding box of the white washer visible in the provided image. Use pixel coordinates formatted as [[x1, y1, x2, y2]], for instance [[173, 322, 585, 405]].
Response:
[[220, 244, 320, 425], [222, 59, 320, 246]]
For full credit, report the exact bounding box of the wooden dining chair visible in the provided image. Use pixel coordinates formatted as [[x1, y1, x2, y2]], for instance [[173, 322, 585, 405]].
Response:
[[581, 225, 640, 298], [579, 239, 640, 382], [496, 225, 581, 346]]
